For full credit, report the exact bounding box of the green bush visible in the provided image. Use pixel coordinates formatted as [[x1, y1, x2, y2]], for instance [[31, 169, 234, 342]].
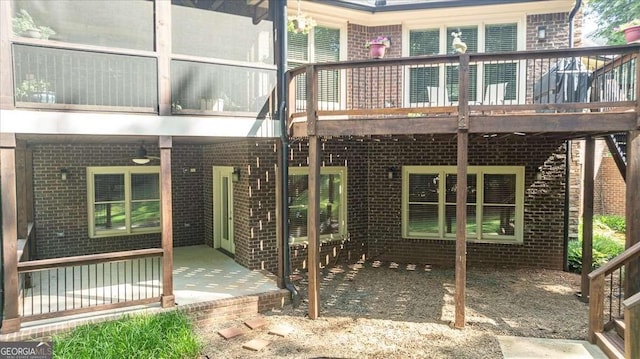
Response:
[[567, 234, 625, 273], [596, 215, 626, 233], [53, 311, 200, 359]]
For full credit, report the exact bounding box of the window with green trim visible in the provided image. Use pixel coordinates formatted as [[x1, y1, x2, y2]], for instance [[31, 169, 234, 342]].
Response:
[[87, 167, 161, 238], [288, 167, 347, 244], [402, 166, 524, 242]]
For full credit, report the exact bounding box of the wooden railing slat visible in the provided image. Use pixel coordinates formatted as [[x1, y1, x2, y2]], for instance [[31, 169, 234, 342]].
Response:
[[17, 248, 164, 272], [589, 241, 640, 279]]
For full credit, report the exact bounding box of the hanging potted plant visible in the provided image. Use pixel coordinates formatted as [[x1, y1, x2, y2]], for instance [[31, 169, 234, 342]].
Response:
[[616, 19, 640, 44], [287, 14, 316, 34], [366, 36, 391, 59], [12, 9, 55, 39]]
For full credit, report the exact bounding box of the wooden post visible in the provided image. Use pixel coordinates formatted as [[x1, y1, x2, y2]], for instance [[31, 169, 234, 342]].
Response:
[[454, 129, 468, 329], [580, 136, 595, 301], [159, 136, 174, 307], [588, 274, 605, 343], [275, 141, 285, 289], [626, 130, 640, 298], [0, 0, 13, 108], [624, 294, 640, 359], [155, 0, 171, 116], [1, 133, 21, 333], [306, 65, 321, 319], [16, 141, 27, 239]]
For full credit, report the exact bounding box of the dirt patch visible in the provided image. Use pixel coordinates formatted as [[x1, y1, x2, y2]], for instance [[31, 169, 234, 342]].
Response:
[[197, 261, 589, 358]]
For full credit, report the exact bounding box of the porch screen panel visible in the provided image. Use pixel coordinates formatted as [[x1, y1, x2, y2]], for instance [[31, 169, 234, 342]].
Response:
[[484, 24, 518, 100], [131, 173, 160, 229], [444, 174, 477, 235], [407, 173, 439, 235], [94, 174, 125, 232], [482, 174, 516, 236], [446, 26, 478, 101], [409, 30, 440, 104]]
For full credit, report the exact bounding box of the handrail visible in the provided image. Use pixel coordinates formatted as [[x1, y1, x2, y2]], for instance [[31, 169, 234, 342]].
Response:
[[589, 241, 640, 278], [624, 291, 640, 310], [17, 248, 164, 273]]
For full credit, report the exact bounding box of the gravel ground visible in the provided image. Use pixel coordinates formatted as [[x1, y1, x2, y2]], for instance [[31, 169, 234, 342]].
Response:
[[197, 261, 588, 358]]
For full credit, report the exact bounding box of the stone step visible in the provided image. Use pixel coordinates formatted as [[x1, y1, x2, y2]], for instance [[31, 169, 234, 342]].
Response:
[[217, 327, 244, 340], [242, 338, 270, 351]]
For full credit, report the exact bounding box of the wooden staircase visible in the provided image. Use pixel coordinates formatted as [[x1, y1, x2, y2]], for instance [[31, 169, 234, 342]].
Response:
[[589, 242, 640, 359], [605, 133, 627, 181]]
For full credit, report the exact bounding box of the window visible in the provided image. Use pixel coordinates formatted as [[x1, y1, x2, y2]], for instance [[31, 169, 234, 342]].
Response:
[[288, 167, 347, 244], [87, 167, 161, 238], [402, 166, 524, 242], [288, 25, 342, 109], [407, 22, 519, 104]]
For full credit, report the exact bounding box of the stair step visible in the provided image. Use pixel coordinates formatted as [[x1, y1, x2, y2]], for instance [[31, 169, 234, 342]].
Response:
[[613, 318, 625, 339], [595, 331, 625, 359]]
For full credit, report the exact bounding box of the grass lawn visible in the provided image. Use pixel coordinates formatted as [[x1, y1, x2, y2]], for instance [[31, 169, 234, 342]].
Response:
[[52, 311, 200, 359]]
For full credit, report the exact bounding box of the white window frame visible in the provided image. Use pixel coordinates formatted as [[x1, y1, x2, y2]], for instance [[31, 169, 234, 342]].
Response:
[[87, 166, 161, 238], [288, 166, 347, 244], [287, 22, 347, 111], [402, 165, 524, 243], [403, 18, 526, 106]]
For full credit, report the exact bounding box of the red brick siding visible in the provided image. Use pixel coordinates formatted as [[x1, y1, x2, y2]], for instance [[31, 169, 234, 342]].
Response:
[[31, 143, 204, 259], [594, 156, 626, 216]]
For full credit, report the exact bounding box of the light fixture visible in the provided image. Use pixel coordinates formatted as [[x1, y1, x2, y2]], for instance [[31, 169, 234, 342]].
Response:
[[537, 26, 546, 41], [132, 157, 150, 165], [387, 167, 396, 179], [232, 167, 241, 182], [132, 143, 151, 165], [60, 168, 68, 180]]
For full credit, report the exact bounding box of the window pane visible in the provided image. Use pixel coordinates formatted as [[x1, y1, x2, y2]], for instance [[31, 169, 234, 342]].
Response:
[[483, 174, 516, 204], [94, 203, 126, 232], [314, 27, 340, 62], [131, 201, 160, 229], [408, 204, 439, 234], [409, 67, 440, 103], [445, 205, 477, 234], [485, 24, 517, 53], [131, 173, 159, 200], [445, 174, 477, 203], [483, 63, 517, 100], [409, 174, 439, 202], [288, 31, 309, 62], [320, 174, 341, 235], [289, 174, 309, 240], [172, 0, 273, 63], [13, 0, 154, 50], [482, 205, 515, 236], [446, 26, 478, 53], [94, 174, 124, 202], [410, 29, 440, 56], [446, 64, 478, 102]]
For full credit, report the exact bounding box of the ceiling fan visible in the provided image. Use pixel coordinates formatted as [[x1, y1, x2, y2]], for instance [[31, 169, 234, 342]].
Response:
[[132, 143, 160, 165]]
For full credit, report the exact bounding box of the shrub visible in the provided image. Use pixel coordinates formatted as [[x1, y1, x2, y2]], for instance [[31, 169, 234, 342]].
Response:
[[596, 215, 626, 233], [53, 311, 200, 359], [567, 234, 625, 273]]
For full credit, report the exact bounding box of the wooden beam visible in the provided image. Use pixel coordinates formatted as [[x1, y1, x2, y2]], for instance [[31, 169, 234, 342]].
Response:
[[155, 0, 171, 116], [0, 0, 13, 108], [454, 129, 468, 329], [1, 134, 20, 333], [275, 140, 284, 289], [624, 293, 640, 359], [15, 141, 28, 239], [25, 146, 34, 223], [581, 136, 595, 302], [588, 274, 605, 343], [307, 135, 321, 319], [291, 117, 458, 137], [159, 136, 174, 307], [306, 65, 317, 136], [626, 130, 640, 298], [458, 54, 470, 130], [469, 113, 636, 133]]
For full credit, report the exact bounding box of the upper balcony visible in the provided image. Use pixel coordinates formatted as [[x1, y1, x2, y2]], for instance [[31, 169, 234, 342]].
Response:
[[287, 44, 640, 137]]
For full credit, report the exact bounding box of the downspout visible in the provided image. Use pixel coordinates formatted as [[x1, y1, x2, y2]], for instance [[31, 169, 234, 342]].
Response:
[[275, 0, 300, 306], [563, 0, 581, 271]]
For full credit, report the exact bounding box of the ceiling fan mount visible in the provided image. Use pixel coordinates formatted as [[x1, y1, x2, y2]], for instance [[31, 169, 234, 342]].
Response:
[[132, 142, 159, 164]]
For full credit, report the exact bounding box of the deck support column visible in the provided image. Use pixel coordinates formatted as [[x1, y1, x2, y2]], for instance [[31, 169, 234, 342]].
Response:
[[16, 140, 27, 240], [306, 65, 321, 319], [580, 136, 595, 301], [454, 129, 468, 329], [626, 130, 640, 298], [159, 136, 174, 308], [1, 133, 21, 333], [155, 0, 171, 116]]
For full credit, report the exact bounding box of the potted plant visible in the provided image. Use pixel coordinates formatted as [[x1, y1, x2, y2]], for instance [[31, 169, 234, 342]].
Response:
[[616, 19, 640, 44], [12, 9, 55, 40], [287, 14, 316, 34], [15, 78, 55, 103], [365, 36, 391, 59]]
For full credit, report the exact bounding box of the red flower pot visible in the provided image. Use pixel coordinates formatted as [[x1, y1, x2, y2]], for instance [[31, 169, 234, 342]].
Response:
[[369, 43, 386, 59], [623, 25, 640, 44]]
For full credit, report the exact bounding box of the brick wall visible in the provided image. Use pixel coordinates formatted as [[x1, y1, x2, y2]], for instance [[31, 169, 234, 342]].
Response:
[[31, 143, 204, 259], [594, 155, 626, 216]]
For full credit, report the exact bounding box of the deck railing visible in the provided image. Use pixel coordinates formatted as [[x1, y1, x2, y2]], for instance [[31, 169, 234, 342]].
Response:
[[17, 248, 163, 322], [589, 241, 640, 357], [287, 44, 640, 125]]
